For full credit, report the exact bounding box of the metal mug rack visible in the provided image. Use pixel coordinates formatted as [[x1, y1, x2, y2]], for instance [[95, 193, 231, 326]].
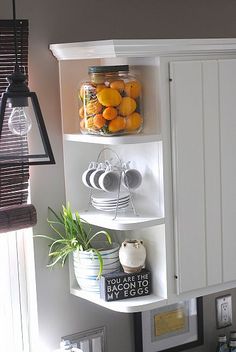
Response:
[[85, 147, 139, 220]]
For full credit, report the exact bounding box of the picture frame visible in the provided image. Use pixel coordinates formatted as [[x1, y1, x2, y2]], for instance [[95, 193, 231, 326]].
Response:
[[134, 297, 204, 352]]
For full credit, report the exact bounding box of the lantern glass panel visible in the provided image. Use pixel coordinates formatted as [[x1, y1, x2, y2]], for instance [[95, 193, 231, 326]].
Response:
[[0, 93, 54, 165]]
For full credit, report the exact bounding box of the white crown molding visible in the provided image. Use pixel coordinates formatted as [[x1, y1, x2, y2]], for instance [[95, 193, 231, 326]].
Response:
[[50, 39, 236, 61]]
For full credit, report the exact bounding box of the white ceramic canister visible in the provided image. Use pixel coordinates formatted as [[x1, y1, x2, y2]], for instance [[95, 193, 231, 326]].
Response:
[[73, 242, 120, 292], [119, 239, 146, 273]]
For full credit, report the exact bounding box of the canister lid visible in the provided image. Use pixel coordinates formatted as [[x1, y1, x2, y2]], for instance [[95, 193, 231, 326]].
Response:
[[88, 65, 129, 73], [230, 331, 236, 338], [230, 340, 236, 347], [218, 335, 227, 342]]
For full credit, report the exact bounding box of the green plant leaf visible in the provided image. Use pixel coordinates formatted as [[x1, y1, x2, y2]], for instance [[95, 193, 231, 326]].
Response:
[[37, 203, 113, 271], [48, 206, 64, 223], [48, 238, 73, 255], [74, 211, 88, 244], [48, 223, 65, 239], [87, 230, 111, 247], [47, 253, 65, 267], [34, 234, 58, 241]]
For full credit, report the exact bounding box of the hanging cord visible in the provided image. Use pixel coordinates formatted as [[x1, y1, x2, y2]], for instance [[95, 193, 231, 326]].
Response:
[[19, 19, 26, 195], [12, 0, 19, 69], [19, 21, 23, 69], [17, 20, 28, 201]]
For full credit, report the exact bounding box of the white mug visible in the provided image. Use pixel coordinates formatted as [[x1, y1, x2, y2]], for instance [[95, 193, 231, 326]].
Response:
[[122, 162, 142, 190], [82, 161, 98, 188], [98, 164, 120, 192], [89, 162, 106, 189]]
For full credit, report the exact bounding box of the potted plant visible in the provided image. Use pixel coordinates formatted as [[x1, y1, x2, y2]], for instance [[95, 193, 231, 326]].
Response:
[[37, 203, 120, 292]]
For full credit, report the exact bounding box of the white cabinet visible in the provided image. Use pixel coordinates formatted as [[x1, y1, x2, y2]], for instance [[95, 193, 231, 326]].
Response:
[[50, 39, 236, 312], [170, 59, 236, 294]]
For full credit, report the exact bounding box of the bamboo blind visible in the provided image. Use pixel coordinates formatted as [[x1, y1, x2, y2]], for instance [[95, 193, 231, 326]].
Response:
[[0, 20, 37, 232]]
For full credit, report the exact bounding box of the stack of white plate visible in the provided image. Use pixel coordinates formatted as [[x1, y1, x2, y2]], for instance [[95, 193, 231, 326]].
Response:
[[91, 192, 130, 212]]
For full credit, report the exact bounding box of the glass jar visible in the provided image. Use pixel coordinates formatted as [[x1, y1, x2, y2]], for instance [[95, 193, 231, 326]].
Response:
[[216, 335, 228, 352], [78, 65, 143, 136]]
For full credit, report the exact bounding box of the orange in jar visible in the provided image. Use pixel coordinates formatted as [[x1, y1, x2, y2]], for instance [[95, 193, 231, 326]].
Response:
[[124, 81, 141, 99], [96, 84, 106, 93], [108, 116, 126, 133], [79, 82, 95, 101], [93, 114, 106, 129], [110, 80, 125, 92], [79, 106, 85, 119], [86, 100, 102, 115], [80, 119, 85, 130], [125, 112, 143, 131], [97, 88, 122, 107], [118, 97, 136, 116], [86, 117, 94, 129], [102, 107, 118, 120], [79, 84, 86, 100]]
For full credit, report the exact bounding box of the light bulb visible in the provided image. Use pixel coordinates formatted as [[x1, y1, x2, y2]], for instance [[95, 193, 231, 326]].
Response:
[[8, 106, 32, 136]]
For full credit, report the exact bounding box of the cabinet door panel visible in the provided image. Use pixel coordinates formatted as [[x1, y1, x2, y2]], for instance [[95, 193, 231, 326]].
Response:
[[219, 60, 236, 282], [202, 61, 222, 286], [170, 60, 222, 293], [170, 61, 206, 293]]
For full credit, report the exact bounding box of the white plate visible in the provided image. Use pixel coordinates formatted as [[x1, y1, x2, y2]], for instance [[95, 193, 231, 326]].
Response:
[[92, 203, 130, 211], [92, 204, 129, 210], [92, 198, 130, 205], [92, 197, 130, 204], [92, 198, 129, 206], [92, 192, 129, 202]]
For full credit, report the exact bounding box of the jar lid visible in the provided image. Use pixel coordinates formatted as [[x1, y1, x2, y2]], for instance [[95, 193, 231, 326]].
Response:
[[230, 340, 236, 347], [218, 335, 227, 342], [88, 65, 129, 74]]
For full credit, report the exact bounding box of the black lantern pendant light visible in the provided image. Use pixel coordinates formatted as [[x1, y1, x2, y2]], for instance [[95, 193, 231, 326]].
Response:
[[0, 0, 55, 166]]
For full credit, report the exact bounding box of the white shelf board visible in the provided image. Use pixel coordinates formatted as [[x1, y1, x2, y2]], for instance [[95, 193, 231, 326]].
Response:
[[70, 286, 167, 313], [50, 39, 236, 61], [77, 209, 164, 230], [64, 133, 162, 145]]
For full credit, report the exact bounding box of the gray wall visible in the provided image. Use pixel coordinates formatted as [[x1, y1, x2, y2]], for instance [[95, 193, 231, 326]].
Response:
[[192, 289, 236, 352], [1, 0, 236, 351]]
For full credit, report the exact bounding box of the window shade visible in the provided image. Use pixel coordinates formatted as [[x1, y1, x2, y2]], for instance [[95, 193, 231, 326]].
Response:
[[0, 20, 37, 231], [0, 204, 36, 233]]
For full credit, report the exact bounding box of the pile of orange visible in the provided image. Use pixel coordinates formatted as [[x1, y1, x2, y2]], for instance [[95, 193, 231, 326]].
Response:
[[79, 79, 143, 135]]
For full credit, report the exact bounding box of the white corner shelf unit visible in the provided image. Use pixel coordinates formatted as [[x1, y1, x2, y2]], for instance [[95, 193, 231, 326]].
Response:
[[70, 288, 166, 313], [64, 132, 162, 144], [51, 39, 236, 312]]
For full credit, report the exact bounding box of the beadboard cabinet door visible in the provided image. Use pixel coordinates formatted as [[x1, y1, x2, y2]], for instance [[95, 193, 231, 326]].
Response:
[[170, 59, 236, 294]]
